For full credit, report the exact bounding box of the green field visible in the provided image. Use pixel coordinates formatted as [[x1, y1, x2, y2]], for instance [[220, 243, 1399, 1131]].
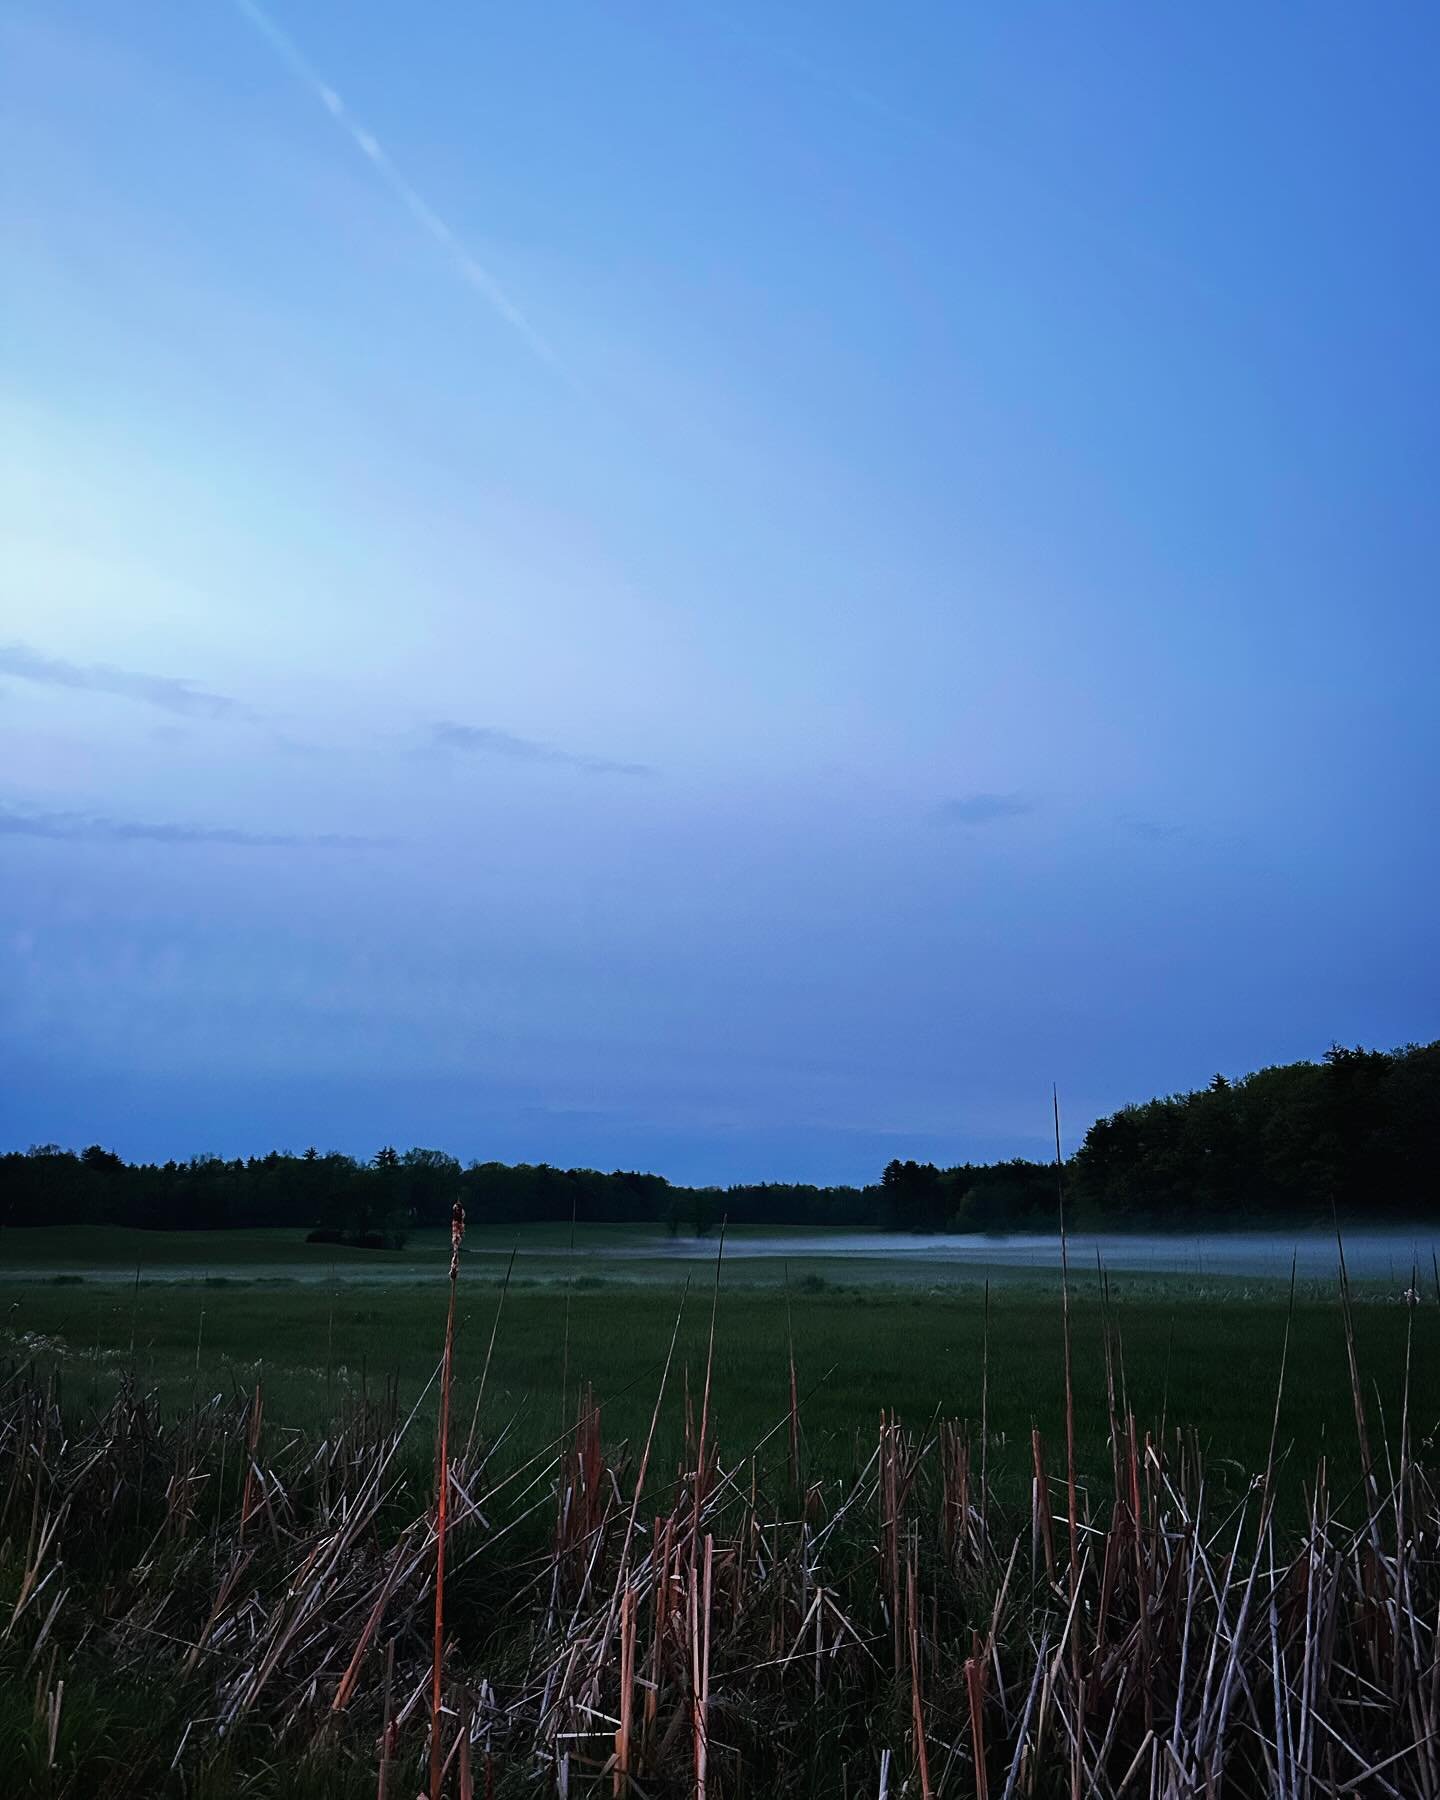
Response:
[[2, 1224, 1429, 1509], [3, 1224, 1436, 1796]]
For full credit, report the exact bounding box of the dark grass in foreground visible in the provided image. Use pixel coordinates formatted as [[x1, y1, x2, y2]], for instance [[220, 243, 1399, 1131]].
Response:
[[3, 1258, 1440, 1797]]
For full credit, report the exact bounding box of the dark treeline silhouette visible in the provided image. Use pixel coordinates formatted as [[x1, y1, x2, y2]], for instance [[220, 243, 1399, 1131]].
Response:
[[2, 1042, 1436, 1241], [1070, 1041, 1440, 1226]]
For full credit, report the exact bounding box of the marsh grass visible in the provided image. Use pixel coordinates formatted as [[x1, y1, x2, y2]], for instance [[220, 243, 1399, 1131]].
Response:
[[1, 1261, 1438, 1796]]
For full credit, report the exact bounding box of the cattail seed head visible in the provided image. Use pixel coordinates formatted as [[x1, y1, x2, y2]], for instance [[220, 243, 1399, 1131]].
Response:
[[449, 1198, 466, 1281]]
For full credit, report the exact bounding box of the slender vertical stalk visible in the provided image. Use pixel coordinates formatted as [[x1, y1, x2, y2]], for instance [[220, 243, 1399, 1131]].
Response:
[[377, 1637, 395, 1800], [326, 1262, 337, 1420], [784, 1261, 801, 1494], [1053, 1088, 1079, 1592], [908, 1551, 933, 1800], [464, 1247, 515, 1464], [980, 1278, 990, 1527], [693, 1219, 726, 1558], [128, 1254, 142, 1367], [967, 1636, 990, 1800], [692, 1532, 713, 1800], [1335, 1224, 1375, 1503], [458, 1692, 473, 1800], [615, 1584, 635, 1796], [430, 1197, 466, 1800], [560, 1195, 577, 1431], [603, 1281, 690, 1647]]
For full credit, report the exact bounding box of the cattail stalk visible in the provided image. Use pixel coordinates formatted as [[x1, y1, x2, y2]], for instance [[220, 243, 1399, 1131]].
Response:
[[693, 1220, 726, 1559], [1053, 1088, 1080, 1593], [785, 1263, 801, 1493], [430, 1197, 466, 1800]]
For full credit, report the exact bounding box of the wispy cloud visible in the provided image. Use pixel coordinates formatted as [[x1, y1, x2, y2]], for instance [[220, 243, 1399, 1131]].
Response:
[[431, 720, 655, 777], [0, 642, 254, 720], [1121, 817, 1183, 841], [934, 792, 1033, 826], [231, 0, 557, 368], [0, 802, 384, 850]]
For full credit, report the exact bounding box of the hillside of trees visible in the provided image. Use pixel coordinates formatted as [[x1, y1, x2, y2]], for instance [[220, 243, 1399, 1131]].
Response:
[[2, 1042, 1435, 1240], [1070, 1040, 1440, 1225]]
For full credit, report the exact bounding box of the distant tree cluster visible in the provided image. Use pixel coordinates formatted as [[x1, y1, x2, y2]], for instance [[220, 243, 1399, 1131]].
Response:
[[877, 1158, 1058, 1232], [1069, 1041, 1440, 1225], [0, 1143, 868, 1241], [2, 1042, 1435, 1239]]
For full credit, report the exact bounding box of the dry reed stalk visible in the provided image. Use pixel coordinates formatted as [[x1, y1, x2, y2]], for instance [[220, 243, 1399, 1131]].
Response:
[[646, 1511, 671, 1742], [1053, 1088, 1080, 1595], [46, 1675, 63, 1769], [614, 1583, 635, 1795], [430, 1196, 466, 1800], [237, 1383, 263, 1543], [332, 1527, 418, 1711], [691, 1532, 713, 1800], [1097, 1251, 1120, 1504], [560, 1196, 577, 1432], [458, 1692, 473, 1800], [940, 1421, 970, 1564], [998, 1633, 1047, 1800], [603, 1283, 689, 1647], [463, 1245, 515, 1464], [906, 1551, 933, 1800], [182, 1545, 255, 1674], [1335, 1228, 1377, 1509], [881, 1413, 904, 1670], [967, 1632, 990, 1800], [693, 1222, 726, 1562], [980, 1277, 991, 1526], [785, 1267, 801, 1495], [1031, 1428, 1056, 1585], [377, 1636, 395, 1800]]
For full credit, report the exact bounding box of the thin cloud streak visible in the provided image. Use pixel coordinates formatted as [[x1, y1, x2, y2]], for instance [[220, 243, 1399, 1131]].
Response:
[[0, 642, 254, 720], [431, 720, 655, 777], [230, 0, 557, 368], [0, 802, 385, 850], [1122, 818, 1183, 841], [934, 792, 1033, 826]]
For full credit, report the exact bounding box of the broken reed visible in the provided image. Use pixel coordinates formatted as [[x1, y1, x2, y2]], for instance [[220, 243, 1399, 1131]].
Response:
[[0, 1281, 1436, 1799]]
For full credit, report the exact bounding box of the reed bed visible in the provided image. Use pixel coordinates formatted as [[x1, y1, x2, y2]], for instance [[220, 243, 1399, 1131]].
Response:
[[0, 1284, 1436, 1798]]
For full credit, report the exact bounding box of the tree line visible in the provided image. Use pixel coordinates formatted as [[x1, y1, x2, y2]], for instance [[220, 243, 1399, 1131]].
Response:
[[2, 1041, 1435, 1241], [1071, 1040, 1439, 1225]]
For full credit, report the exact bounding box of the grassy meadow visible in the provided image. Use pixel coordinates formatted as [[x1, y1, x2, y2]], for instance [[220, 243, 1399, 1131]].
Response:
[[2, 1223, 1430, 1506], [3, 1224, 1438, 1797]]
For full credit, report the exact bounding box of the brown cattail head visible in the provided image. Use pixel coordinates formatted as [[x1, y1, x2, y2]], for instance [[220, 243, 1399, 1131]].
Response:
[[449, 1198, 466, 1281]]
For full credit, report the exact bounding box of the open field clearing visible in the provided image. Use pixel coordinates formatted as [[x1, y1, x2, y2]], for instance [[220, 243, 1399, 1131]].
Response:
[[1, 1246, 1432, 1484]]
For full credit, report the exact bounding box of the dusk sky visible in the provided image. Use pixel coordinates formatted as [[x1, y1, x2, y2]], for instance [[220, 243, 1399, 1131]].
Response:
[[3, 1, 1437, 1182]]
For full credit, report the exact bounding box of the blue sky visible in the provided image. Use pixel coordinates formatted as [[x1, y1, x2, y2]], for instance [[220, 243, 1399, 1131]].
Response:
[[2, 1, 1437, 1181]]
